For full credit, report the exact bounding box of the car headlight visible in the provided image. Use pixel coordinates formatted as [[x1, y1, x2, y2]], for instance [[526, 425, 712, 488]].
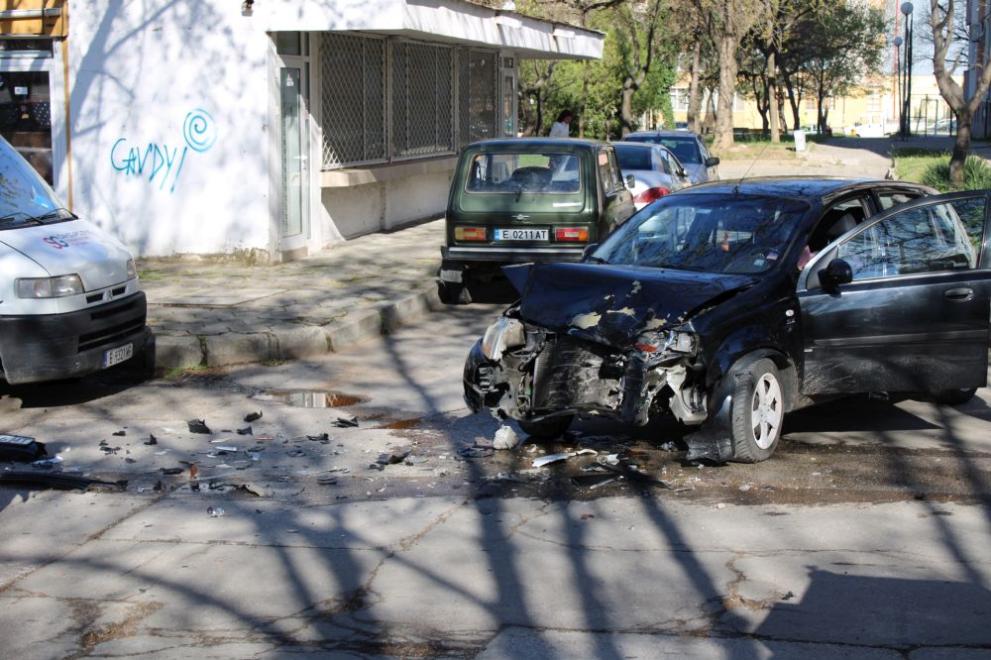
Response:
[[481, 317, 526, 361], [126, 258, 137, 280], [16, 274, 85, 299], [635, 330, 697, 356]]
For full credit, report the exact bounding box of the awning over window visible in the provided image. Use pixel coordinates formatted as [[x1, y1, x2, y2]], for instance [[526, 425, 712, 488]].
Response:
[[256, 0, 603, 60]]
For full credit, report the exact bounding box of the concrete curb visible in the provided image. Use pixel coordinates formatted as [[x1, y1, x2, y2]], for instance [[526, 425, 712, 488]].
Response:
[[152, 283, 443, 371]]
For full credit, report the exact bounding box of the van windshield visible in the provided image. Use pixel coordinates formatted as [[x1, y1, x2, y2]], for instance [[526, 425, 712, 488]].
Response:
[[465, 152, 582, 195], [0, 137, 64, 230]]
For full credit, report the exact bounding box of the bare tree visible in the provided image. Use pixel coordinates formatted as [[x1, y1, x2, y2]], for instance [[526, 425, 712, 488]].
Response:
[[710, 0, 768, 150], [930, 0, 991, 185], [614, 0, 666, 135]]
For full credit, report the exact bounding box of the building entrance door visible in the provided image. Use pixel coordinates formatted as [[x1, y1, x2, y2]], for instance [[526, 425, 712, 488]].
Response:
[[277, 55, 310, 251]]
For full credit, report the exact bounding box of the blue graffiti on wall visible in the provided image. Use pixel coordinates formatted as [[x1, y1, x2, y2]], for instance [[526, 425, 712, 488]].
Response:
[[110, 109, 217, 193]]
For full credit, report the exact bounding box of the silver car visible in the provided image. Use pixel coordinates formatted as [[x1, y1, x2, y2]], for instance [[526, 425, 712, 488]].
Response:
[[613, 141, 691, 210], [624, 130, 720, 185]]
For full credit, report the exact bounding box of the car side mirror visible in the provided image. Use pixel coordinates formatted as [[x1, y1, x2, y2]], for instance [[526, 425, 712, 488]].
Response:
[[705, 156, 720, 167], [625, 174, 636, 190], [582, 243, 600, 260], [818, 258, 853, 292], [678, 167, 688, 178]]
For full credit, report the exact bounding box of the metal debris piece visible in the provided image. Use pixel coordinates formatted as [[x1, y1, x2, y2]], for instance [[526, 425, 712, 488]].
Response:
[[160, 467, 183, 475], [213, 445, 238, 453], [317, 475, 338, 485], [0, 434, 45, 462], [244, 411, 263, 423], [0, 471, 126, 491], [237, 426, 253, 436], [144, 435, 158, 446], [493, 425, 520, 450], [187, 419, 212, 434], [207, 506, 225, 517], [533, 452, 574, 468], [333, 416, 359, 428], [112, 430, 126, 437], [306, 433, 330, 443], [377, 448, 412, 465], [31, 455, 63, 469], [100, 446, 121, 455]]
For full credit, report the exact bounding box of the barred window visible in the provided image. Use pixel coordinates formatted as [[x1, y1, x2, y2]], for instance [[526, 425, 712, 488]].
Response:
[[320, 34, 500, 170], [321, 34, 387, 168], [462, 50, 497, 146], [392, 42, 454, 158]]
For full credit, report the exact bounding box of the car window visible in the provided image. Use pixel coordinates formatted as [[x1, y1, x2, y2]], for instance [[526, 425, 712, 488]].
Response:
[[877, 190, 919, 210], [465, 151, 582, 194], [836, 198, 985, 281], [598, 148, 622, 193], [656, 151, 673, 175], [614, 145, 652, 171], [594, 193, 808, 274], [627, 135, 701, 164]]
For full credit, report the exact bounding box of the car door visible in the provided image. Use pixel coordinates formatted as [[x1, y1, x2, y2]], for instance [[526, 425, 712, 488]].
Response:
[[598, 147, 635, 235], [797, 191, 991, 395]]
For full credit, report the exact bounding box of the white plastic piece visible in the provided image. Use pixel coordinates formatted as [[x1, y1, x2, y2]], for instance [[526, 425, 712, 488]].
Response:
[[493, 425, 520, 450]]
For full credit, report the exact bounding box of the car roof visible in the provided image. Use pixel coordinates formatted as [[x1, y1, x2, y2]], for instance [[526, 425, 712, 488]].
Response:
[[467, 137, 606, 150], [627, 130, 701, 140], [613, 141, 666, 150], [677, 176, 935, 204]]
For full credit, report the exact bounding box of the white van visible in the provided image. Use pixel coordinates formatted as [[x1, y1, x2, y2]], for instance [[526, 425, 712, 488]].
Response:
[[0, 136, 150, 384]]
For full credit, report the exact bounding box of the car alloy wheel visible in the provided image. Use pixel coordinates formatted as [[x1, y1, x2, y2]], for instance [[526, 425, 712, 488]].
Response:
[[751, 372, 783, 450]]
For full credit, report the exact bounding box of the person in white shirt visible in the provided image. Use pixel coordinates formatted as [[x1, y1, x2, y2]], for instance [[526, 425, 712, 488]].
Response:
[[549, 110, 573, 138]]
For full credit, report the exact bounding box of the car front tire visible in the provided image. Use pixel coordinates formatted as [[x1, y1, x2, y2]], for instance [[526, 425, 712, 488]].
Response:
[[729, 358, 785, 463]]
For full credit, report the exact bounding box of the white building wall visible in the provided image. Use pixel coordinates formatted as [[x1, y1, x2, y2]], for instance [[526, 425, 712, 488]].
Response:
[[65, 0, 271, 257]]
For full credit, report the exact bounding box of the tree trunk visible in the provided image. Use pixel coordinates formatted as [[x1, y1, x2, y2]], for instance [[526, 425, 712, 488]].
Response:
[[702, 87, 717, 134], [620, 82, 636, 136], [950, 112, 972, 187], [782, 72, 801, 129], [713, 34, 737, 150], [687, 40, 702, 133], [768, 50, 779, 143]]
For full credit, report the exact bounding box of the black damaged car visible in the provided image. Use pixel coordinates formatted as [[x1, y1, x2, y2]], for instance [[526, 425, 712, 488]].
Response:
[[463, 178, 991, 462]]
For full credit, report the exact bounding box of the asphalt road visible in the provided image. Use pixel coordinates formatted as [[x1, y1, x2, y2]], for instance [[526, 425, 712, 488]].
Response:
[[1, 304, 990, 658]]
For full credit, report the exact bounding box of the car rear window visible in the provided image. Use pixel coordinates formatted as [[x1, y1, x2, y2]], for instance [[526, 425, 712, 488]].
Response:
[[614, 145, 653, 171], [627, 136, 701, 164], [465, 152, 582, 194]]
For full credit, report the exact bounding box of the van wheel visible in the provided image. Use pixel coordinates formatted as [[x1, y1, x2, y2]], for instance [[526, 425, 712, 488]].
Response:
[[519, 415, 573, 440], [931, 388, 977, 406], [437, 280, 471, 305], [729, 358, 784, 463]]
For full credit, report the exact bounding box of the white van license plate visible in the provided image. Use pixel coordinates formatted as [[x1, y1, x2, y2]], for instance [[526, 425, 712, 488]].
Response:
[[103, 343, 134, 368], [494, 228, 548, 241]]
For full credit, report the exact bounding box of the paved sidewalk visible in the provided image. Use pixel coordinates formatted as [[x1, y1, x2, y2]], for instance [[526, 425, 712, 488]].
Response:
[[140, 219, 445, 371]]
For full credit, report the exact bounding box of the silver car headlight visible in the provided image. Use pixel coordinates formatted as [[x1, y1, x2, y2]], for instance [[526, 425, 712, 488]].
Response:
[[481, 317, 526, 361], [126, 258, 137, 280], [635, 330, 698, 356], [16, 274, 84, 299]]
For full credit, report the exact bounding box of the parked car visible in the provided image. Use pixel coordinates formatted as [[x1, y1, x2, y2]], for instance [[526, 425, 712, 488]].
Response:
[[612, 141, 691, 210], [438, 138, 636, 305], [0, 136, 151, 384], [462, 177, 991, 464], [624, 130, 720, 184]]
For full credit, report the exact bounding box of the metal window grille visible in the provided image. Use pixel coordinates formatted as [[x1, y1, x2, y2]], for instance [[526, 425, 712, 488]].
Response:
[[464, 50, 497, 145], [321, 33, 387, 168], [391, 41, 455, 158]]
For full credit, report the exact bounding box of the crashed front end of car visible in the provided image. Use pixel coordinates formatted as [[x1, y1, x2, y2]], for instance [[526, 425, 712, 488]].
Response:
[[464, 311, 709, 429], [462, 261, 755, 435]]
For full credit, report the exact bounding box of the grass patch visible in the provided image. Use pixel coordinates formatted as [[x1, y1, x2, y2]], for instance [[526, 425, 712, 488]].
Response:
[[712, 141, 804, 161], [893, 148, 991, 191]]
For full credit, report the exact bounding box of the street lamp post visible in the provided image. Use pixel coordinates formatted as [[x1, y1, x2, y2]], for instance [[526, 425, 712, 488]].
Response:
[[901, 2, 914, 138], [893, 35, 903, 136]]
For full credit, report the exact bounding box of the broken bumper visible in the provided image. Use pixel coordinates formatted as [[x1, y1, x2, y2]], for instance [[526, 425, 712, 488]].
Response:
[[0, 292, 151, 384]]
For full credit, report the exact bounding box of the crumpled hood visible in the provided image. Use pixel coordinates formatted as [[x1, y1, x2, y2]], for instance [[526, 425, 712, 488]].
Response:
[[0, 219, 132, 291], [505, 262, 755, 346]]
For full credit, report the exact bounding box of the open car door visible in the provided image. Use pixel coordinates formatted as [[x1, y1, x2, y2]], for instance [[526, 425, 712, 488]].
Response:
[[797, 190, 991, 396]]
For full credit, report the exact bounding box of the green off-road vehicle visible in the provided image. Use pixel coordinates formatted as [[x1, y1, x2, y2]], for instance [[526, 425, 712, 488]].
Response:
[[438, 138, 636, 304]]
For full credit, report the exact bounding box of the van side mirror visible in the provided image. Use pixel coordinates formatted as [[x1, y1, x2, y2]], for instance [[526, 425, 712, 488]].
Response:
[[705, 156, 720, 168], [818, 258, 853, 292], [625, 174, 636, 190], [582, 243, 600, 260]]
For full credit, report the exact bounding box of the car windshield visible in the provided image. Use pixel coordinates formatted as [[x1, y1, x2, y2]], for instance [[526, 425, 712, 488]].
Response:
[[593, 193, 808, 274], [614, 145, 653, 171], [0, 136, 64, 230], [465, 151, 582, 194], [628, 135, 701, 164]]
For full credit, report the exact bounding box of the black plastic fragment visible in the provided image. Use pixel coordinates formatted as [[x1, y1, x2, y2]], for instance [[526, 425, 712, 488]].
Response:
[[112, 430, 126, 437], [187, 419, 212, 434], [0, 434, 46, 462], [237, 426, 253, 436], [144, 435, 158, 446], [244, 411, 263, 423], [333, 416, 359, 428], [0, 471, 126, 491]]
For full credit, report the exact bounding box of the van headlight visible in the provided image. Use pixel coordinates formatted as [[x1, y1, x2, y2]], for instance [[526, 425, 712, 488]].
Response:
[[126, 258, 137, 280], [481, 317, 526, 361], [16, 274, 84, 299]]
